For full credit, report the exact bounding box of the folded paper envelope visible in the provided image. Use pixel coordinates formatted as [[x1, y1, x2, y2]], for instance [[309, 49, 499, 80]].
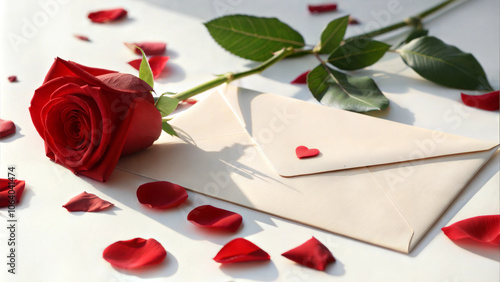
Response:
[[117, 85, 499, 253]]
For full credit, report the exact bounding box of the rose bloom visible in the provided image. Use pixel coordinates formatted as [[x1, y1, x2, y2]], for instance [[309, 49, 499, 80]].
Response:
[[30, 58, 162, 181]]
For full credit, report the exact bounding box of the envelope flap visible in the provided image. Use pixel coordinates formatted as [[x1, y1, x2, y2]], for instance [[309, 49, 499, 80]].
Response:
[[221, 86, 498, 177]]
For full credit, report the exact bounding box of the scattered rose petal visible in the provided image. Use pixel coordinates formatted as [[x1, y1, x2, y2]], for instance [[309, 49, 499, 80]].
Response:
[[296, 146, 320, 159], [214, 238, 270, 263], [88, 8, 127, 23], [124, 42, 167, 56], [291, 70, 310, 84], [137, 181, 188, 209], [127, 60, 142, 71], [308, 3, 337, 13], [461, 91, 499, 111], [0, 179, 25, 208], [103, 238, 166, 269], [181, 98, 197, 105], [348, 16, 360, 25], [0, 119, 16, 138], [148, 56, 169, 79], [74, 35, 90, 42], [282, 237, 335, 271], [7, 76, 17, 82], [442, 215, 500, 246], [128, 56, 169, 79], [62, 191, 114, 212], [188, 205, 242, 232]]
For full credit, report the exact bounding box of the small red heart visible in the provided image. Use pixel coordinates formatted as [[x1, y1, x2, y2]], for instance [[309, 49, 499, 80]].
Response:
[[296, 146, 320, 159]]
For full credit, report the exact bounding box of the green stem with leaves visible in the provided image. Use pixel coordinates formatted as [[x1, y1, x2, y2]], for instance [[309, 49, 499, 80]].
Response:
[[171, 47, 295, 101], [170, 0, 459, 102]]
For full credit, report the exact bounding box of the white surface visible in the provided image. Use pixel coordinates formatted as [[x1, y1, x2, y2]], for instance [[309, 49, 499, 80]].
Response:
[[1, 0, 499, 281]]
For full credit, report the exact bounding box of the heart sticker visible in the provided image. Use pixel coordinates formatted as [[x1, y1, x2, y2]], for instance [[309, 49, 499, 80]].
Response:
[[296, 146, 320, 159]]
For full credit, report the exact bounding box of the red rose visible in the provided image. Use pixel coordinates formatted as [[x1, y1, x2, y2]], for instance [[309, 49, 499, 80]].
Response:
[[30, 58, 162, 182]]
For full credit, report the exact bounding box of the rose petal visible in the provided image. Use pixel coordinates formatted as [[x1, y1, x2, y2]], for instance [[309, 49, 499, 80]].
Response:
[[128, 59, 141, 70], [103, 238, 166, 269], [88, 8, 127, 23], [0, 119, 16, 138], [214, 238, 270, 263], [291, 70, 310, 84], [97, 73, 154, 99], [41, 57, 117, 85], [296, 145, 320, 159], [282, 237, 335, 271], [62, 191, 114, 212], [116, 97, 162, 156], [77, 97, 161, 182], [188, 205, 243, 232], [181, 98, 197, 105], [461, 91, 499, 111], [442, 215, 500, 246], [8, 76, 17, 82], [128, 56, 169, 79], [124, 42, 167, 56], [74, 35, 90, 42], [308, 3, 337, 13], [0, 179, 25, 208], [137, 181, 188, 209], [148, 56, 169, 78]]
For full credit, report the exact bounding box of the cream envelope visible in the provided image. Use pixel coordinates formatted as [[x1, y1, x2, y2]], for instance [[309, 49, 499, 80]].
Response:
[[117, 85, 499, 253]]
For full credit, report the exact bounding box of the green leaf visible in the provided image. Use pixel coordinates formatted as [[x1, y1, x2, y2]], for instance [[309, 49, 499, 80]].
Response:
[[314, 15, 349, 54], [328, 38, 390, 70], [154, 92, 176, 104], [396, 28, 428, 48], [155, 94, 179, 117], [204, 15, 305, 61], [136, 46, 154, 88], [307, 64, 389, 112], [162, 120, 178, 137], [398, 36, 493, 90]]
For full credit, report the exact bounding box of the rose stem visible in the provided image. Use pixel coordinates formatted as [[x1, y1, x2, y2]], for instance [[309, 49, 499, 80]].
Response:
[[171, 0, 460, 101]]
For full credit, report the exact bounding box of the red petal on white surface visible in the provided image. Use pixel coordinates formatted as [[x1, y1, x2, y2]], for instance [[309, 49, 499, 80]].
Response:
[[62, 191, 114, 212], [103, 238, 167, 269], [442, 215, 500, 246], [125, 42, 167, 56], [188, 205, 243, 232], [214, 238, 270, 263], [88, 8, 127, 23], [148, 56, 169, 78], [461, 91, 499, 111], [308, 3, 337, 13], [282, 237, 335, 271], [290, 70, 310, 84], [0, 119, 16, 138], [74, 35, 90, 41], [136, 181, 188, 209], [0, 179, 25, 207], [128, 56, 169, 79]]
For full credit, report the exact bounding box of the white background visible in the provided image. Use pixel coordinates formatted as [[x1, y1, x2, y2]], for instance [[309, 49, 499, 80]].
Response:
[[1, 0, 499, 281]]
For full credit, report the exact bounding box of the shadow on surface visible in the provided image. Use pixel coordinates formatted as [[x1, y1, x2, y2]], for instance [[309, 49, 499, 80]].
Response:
[[113, 252, 179, 279], [219, 260, 279, 281], [409, 150, 500, 257]]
